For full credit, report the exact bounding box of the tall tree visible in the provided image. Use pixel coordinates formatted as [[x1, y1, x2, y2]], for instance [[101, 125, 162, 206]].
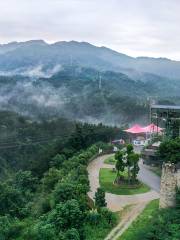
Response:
[[115, 151, 125, 182], [126, 144, 134, 184], [129, 153, 140, 183], [94, 187, 107, 209], [158, 138, 180, 164]]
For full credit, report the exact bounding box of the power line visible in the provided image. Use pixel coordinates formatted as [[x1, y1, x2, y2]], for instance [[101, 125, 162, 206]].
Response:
[[0, 134, 66, 145], [0, 134, 71, 150]]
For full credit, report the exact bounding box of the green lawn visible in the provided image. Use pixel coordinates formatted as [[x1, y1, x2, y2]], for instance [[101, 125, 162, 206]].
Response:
[[99, 168, 150, 195], [119, 199, 159, 240], [104, 156, 116, 165]]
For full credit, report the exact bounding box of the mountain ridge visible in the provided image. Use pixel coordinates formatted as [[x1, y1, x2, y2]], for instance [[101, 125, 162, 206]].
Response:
[[0, 40, 180, 79], [0, 40, 178, 62]]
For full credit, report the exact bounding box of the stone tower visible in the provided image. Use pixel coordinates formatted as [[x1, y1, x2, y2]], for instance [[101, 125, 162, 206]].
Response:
[[159, 162, 177, 208]]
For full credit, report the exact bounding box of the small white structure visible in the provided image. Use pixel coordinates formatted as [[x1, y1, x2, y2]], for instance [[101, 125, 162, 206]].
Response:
[[99, 148, 103, 154], [113, 146, 118, 152]]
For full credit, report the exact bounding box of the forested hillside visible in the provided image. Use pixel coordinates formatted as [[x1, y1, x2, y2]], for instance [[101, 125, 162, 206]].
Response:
[[0, 111, 123, 177], [0, 110, 124, 239], [1, 40, 180, 79], [0, 66, 179, 125]]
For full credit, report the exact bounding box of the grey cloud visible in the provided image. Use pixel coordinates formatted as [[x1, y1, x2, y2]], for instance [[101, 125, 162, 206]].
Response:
[[0, 0, 180, 59]]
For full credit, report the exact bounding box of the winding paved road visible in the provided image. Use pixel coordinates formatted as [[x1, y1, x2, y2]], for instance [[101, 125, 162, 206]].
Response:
[[138, 160, 161, 192], [87, 154, 160, 212]]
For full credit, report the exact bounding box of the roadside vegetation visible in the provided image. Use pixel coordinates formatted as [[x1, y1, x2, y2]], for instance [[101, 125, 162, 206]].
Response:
[[119, 199, 159, 240], [158, 137, 180, 164], [120, 189, 180, 240], [104, 155, 116, 165]]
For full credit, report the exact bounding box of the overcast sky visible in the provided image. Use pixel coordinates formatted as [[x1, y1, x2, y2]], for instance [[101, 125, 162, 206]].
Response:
[[0, 0, 180, 60]]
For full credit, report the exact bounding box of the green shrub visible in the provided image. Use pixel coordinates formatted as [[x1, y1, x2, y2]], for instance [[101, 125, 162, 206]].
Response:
[[86, 210, 101, 225], [50, 154, 66, 168], [64, 228, 80, 240], [41, 168, 63, 192], [99, 207, 117, 226], [52, 182, 76, 205]]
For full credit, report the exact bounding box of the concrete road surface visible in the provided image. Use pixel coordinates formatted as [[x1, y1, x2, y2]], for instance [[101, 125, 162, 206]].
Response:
[[138, 160, 161, 192]]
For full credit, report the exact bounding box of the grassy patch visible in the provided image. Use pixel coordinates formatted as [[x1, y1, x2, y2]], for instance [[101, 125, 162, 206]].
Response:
[[84, 212, 120, 240], [119, 199, 159, 240], [99, 168, 150, 195], [104, 156, 116, 165]]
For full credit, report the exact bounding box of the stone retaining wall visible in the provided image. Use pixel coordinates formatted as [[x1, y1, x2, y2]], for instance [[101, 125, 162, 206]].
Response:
[[159, 162, 180, 208]]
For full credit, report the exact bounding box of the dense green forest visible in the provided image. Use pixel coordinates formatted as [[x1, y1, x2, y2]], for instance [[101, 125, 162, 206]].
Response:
[[0, 110, 124, 239], [0, 110, 125, 175]]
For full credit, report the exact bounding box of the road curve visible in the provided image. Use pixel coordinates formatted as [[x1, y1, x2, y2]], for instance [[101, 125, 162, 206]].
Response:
[[138, 160, 161, 192], [87, 154, 160, 212]]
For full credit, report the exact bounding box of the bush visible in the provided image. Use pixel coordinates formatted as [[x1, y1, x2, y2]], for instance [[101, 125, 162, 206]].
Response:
[[47, 200, 84, 231], [99, 208, 117, 226], [14, 170, 38, 193], [86, 210, 101, 225], [41, 168, 63, 192], [0, 215, 12, 240], [52, 182, 76, 205], [0, 183, 25, 217], [64, 228, 80, 240], [50, 154, 66, 168], [33, 195, 51, 216], [25, 222, 57, 240]]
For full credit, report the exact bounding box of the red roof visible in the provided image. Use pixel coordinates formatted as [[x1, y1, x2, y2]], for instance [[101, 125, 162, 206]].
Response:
[[124, 123, 163, 134], [124, 124, 145, 134], [142, 123, 162, 133]]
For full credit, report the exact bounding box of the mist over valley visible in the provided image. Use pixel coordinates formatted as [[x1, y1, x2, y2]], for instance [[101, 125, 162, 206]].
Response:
[[0, 40, 180, 125]]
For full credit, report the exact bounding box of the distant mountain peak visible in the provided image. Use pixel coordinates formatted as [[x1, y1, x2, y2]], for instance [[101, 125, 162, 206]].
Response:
[[22, 39, 47, 45], [52, 40, 95, 48], [0, 39, 179, 79]]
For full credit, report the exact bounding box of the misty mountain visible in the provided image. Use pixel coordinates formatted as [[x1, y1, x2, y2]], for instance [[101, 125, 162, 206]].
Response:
[[0, 66, 180, 125], [0, 40, 179, 125], [0, 40, 180, 79]]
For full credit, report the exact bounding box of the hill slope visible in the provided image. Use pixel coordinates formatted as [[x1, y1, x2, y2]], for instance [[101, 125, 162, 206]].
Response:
[[0, 40, 180, 79], [0, 66, 179, 125]]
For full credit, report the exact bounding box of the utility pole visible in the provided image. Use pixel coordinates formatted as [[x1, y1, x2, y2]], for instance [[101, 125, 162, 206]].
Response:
[[99, 74, 102, 90], [70, 55, 73, 66]]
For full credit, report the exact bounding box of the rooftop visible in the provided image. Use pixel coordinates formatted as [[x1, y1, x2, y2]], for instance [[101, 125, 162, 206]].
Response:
[[151, 104, 180, 110]]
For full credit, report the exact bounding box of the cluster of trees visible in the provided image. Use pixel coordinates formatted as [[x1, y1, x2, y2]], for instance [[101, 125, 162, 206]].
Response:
[[158, 137, 180, 164], [115, 144, 140, 184], [0, 111, 120, 239]]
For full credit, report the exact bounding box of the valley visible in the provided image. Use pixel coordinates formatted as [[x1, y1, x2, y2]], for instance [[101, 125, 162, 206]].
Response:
[[0, 41, 179, 240]]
